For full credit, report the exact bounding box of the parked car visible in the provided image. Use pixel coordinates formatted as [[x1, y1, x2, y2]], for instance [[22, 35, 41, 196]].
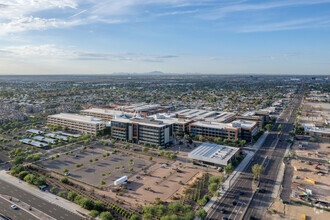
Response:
[[11, 205, 18, 210]]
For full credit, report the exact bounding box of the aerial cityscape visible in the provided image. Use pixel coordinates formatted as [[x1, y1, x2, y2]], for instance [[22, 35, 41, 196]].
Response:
[[0, 1, 330, 220]]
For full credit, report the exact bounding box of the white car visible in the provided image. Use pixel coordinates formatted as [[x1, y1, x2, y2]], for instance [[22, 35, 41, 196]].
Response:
[[11, 205, 18, 210]]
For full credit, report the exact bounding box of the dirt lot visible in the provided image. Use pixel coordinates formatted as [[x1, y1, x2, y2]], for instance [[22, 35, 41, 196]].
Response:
[[105, 160, 218, 207], [269, 198, 330, 220], [291, 159, 330, 201], [293, 141, 330, 160], [38, 148, 152, 187]]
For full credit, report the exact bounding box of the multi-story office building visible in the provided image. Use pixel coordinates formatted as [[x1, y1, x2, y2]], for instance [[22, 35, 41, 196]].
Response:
[[149, 113, 192, 135], [80, 108, 132, 121], [189, 120, 258, 142], [110, 116, 174, 146], [47, 113, 106, 135]]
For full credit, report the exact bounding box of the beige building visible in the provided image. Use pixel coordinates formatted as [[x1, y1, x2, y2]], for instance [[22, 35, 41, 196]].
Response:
[[47, 113, 106, 135]]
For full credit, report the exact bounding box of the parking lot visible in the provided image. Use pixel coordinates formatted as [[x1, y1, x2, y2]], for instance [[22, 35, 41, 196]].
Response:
[[38, 148, 152, 187]]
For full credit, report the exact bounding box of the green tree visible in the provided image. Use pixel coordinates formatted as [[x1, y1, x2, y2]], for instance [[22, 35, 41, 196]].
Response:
[[67, 191, 77, 201], [89, 210, 99, 218], [252, 164, 264, 179], [80, 198, 95, 210], [265, 124, 272, 131], [130, 214, 140, 220], [93, 201, 103, 211], [208, 183, 218, 193], [196, 209, 207, 219], [100, 211, 113, 220], [18, 171, 29, 180], [224, 163, 234, 173]]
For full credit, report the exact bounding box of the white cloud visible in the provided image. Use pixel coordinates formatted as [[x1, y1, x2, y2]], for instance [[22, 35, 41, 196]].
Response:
[[201, 0, 330, 20], [1, 44, 179, 62], [237, 17, 330, 32]]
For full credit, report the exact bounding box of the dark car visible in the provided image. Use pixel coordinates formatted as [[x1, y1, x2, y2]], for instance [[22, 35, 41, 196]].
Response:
[[239, 191, 244, 195], [220, 208, 226, 214], [222, 217, 228, 220], [232, 201, 237, 205], [259, 189, 266, 193]]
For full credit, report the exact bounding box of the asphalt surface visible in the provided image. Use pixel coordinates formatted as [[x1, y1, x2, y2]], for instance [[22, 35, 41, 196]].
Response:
[[207, 84, 304, 220], [0, 197, 39, 220], [0, 179, 84, 220]]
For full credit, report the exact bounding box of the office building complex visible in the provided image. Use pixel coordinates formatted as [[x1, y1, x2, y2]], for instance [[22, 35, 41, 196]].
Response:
[[47, 113, 106, 135]]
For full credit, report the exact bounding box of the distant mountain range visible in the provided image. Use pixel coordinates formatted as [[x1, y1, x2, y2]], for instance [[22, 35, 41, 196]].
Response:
[[111, 71, 204, 76]]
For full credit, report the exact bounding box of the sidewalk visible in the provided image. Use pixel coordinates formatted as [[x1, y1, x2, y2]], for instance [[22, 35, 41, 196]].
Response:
[[0, 170, 89, 217], [203, 132, 269, 213]]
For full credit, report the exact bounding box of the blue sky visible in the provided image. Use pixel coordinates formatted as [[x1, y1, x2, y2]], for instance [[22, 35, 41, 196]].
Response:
[[0, 0, 330, 75]]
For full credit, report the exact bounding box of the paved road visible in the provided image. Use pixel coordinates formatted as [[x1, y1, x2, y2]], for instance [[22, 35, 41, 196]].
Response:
[[244, 84, 305, 219], [207, 83, 304, 220], [0, 197, 39, 220], [0, 179, 84, 220]]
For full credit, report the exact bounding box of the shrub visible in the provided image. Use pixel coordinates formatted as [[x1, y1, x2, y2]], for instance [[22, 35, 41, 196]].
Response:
[[18, 171, 29, 180], [57, 190, 67, 197], [60, 177, 69, 184], [67, 191, 77, 201], [89, 210, 99, 218], [100, 211, 113, 220]]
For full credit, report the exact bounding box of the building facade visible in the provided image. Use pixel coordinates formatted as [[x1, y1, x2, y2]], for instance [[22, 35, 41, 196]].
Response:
[[189, 120, 258, 142], [111, 116, 174, 146], [47, 113, 106, 135]]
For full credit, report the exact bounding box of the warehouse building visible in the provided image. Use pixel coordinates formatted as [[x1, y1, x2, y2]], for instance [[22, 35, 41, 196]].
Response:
[[110, 115, 174, 146], [188, 143, 240, 167], [47, 113, 106, 135]]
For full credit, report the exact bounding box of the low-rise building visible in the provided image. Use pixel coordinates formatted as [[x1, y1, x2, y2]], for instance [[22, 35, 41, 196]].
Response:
[[301, 123, 330, 138], [188, 143, 240, 167], [47, 113, 106, 135]]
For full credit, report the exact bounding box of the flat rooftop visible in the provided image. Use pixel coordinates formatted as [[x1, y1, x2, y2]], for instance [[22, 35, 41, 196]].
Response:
[[188, 143, 239, 166], [149, 113, 192, 125], [20, 139, 48, 148], [175, 109, 235, 122], [48, 113, 104, 124], [32, 136, 55, 144], [111, 115, 170, 128], [26, 129, 43, 134], [81, 108, 130, 116], [115, 103, 168, 112], [190, 121, 231, 129], [231, 120, 257, 129]]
